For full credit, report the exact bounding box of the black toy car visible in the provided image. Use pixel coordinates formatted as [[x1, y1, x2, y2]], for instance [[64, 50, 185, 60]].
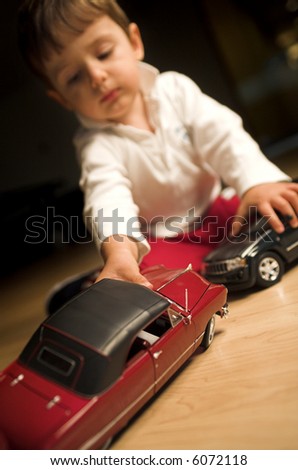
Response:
[[202, 213, 298, 290]]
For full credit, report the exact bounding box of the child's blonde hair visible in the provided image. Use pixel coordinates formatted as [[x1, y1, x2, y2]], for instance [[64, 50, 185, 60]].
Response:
[[17, 0, 130, 81]]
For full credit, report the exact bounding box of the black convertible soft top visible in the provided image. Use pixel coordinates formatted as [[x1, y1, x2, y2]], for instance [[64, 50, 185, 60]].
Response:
[[46, 278, 170, 354], [20, 279, 170, 395]]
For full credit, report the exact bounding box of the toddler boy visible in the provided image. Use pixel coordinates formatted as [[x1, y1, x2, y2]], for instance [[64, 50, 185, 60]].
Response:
[[18, 0, 298, 292]]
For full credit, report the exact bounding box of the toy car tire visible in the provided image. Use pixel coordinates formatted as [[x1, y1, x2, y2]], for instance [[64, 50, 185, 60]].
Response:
[[255, 251, 284, 288], [201, 315, 216, 349]]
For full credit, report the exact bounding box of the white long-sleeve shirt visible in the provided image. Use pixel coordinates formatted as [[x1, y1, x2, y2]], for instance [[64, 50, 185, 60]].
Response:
[[74, 62, 289, 263]]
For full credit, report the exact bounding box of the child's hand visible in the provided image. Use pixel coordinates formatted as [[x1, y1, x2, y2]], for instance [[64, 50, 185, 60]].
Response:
[[232, 181, 298, 235], [96, 235, 153, 289], [96, 258, 152, 288]]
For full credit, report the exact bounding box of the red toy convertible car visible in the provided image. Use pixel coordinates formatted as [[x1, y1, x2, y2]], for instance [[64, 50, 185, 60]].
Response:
[[0, 265, 228, 450]]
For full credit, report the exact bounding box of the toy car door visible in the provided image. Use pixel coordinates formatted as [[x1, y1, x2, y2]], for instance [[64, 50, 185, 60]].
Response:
[[279, 227, 298, 262], [149, 307, 196, 392]]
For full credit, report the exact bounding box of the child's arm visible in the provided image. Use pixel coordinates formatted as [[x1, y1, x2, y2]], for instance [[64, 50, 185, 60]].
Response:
[[95, 235, 153, 288], [232, 181, 298, 234]]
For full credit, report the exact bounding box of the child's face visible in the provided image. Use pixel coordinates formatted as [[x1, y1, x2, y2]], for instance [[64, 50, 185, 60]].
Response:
[[44, 15, 144, 124]]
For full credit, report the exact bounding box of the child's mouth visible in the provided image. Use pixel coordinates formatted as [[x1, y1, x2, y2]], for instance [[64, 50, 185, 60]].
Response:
[[101, 88, 120, 103]]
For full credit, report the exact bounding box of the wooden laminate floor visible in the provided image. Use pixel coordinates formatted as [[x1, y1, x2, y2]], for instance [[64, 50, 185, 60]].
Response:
[[1, 241, 297, 450]]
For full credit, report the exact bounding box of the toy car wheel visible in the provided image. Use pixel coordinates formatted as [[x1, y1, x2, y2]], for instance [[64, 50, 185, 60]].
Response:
[[256, 251, 284, 288], [201, 315, 216, 349]]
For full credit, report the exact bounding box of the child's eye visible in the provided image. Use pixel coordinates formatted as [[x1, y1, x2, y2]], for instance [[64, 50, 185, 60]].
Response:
[[97, 49, 112, 61], [67, 71, 82, 86]]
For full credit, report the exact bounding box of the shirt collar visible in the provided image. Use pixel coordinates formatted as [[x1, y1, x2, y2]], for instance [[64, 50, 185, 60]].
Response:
[[76, 62, 159, 131]]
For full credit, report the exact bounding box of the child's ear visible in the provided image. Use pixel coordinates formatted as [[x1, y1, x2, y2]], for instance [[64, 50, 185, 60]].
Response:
[[128, 23, 144, 60], [46, 89, 73, 111]]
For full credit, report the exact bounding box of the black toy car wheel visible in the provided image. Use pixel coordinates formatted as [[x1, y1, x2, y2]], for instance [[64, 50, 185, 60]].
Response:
[[255, 251, 284, 288], [201, 315, 216, 349]]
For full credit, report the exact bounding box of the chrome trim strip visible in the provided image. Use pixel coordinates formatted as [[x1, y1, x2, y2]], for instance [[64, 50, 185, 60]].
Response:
[[286, 240, 298, 252]]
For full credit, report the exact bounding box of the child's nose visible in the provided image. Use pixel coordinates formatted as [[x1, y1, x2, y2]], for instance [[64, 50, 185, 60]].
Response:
[[87, 61, 107, 89]]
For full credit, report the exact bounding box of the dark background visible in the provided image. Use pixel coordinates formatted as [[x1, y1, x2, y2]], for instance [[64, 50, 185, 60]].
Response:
[[1, 0, 297, 273]]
